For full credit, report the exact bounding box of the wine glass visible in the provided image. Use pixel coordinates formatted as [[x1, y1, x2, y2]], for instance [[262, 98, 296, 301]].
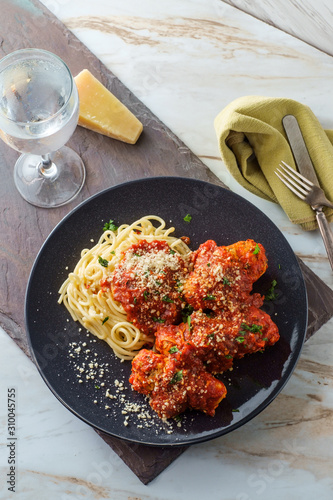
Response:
[[0, 48, 85, 208]]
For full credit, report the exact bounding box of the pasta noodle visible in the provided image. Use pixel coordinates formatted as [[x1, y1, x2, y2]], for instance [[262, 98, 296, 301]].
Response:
[[58, 215, 191, 360]]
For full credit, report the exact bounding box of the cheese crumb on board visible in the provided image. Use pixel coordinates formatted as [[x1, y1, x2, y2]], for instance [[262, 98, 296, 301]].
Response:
[[74, 69, 143, 144]]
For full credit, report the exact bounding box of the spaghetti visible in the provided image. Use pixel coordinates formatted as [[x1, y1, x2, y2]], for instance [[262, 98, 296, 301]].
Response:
[[58, 216, 191, 360]]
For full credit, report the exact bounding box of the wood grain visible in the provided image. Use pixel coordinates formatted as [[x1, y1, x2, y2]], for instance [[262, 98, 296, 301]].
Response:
[[221, 0, 333, 56]]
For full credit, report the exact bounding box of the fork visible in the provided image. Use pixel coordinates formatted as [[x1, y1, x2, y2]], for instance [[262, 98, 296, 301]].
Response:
[[275, 160, 333, 270]]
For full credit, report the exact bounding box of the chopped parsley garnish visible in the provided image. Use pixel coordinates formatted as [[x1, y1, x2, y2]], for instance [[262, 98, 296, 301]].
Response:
[[133, 297, 137, 304], [110, 250, 115, 255], [98, 256, 109, 267], [240, 322, 262, 335], [236, 336, 245, 343], [207, 333, 215, 339], [153, 317, 166, 323], [102, 316, 109, 325], [183, 214, 192, 223], [169, 249, 176, 255], [155, 281, 163, 286], [181, 304, 194, 323], [95, 384, 100, 389], [162, 295, 174, 303], [225, 354, 233, 359], [169, 346, 179, 354], [187, 315, 192, 331], [207, 263, 211, 267], [265, 279, 278, 301], [133, 252, 141, 257], [253, 243, 260, 255], [170, 370, 183, 384], [203, 294, 216, 301], [223, 277, 230, 285], [143, 291, 149, 301], [232, 408, 240, 412], [103, 219, 118, 232]]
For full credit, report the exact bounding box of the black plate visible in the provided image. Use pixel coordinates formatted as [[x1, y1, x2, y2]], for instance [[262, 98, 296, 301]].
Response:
[[25, 177, 307, 446]]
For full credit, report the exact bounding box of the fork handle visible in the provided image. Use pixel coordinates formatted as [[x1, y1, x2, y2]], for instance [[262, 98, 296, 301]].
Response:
[[316, 209, 333, 271]]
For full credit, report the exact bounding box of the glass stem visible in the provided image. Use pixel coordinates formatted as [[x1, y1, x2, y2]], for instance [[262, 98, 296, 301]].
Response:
[[38, 154, 58, 180]]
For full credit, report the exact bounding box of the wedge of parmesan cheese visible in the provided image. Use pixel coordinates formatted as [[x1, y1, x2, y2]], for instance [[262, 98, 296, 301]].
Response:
[[74, 69, 143, 144]]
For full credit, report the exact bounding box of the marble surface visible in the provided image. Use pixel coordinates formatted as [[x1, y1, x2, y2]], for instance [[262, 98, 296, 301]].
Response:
[[1, 0, 333, 498]]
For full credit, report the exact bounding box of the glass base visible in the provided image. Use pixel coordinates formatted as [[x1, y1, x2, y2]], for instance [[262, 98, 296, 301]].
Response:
[[13, 146, 86, 208]]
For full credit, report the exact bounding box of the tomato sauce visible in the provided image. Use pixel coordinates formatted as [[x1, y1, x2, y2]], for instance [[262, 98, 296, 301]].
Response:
[[129, 344, 227, 418], [113, 238, 279, 419], [110, 240, 189, 335], [183, 239, 268, 311], [155, 304, 279, 375]]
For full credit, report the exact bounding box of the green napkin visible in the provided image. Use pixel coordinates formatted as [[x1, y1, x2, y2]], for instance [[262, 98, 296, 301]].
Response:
[[214, 96, 333, 230]]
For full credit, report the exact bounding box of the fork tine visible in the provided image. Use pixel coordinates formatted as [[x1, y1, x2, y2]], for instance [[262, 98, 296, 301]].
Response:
[[277, 166, 309, 197], [275, 170, 306, 200], [280, 161, 313, 186]]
